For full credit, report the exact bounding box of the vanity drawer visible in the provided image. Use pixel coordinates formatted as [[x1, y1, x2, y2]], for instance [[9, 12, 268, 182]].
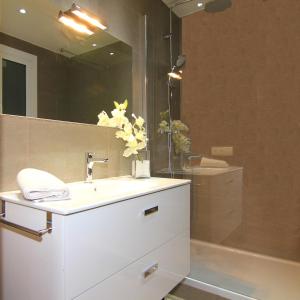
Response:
[[65, 184, 190, 299], [74, 232, 190, 300]]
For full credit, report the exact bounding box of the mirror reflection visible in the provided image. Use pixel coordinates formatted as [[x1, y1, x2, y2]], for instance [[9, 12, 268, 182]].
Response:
[[0, 0, 133, 124]]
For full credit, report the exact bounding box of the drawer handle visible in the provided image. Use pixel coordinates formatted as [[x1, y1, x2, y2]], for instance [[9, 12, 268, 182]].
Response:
[[0, 201, 52, 237], [144, 206, 158, 216], [143, 263, 158, 278]]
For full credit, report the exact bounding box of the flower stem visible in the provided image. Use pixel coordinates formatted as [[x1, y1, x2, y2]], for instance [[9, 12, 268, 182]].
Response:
[[137, 153, 143, 162]]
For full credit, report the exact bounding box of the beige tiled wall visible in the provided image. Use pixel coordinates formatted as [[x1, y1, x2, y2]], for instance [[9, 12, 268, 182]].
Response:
[[0, 114, 130, 192], [182, 0, 300, 261]]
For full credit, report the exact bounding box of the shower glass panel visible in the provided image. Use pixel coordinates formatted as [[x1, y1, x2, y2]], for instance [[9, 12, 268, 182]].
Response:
[[154, 0, 300, 299]]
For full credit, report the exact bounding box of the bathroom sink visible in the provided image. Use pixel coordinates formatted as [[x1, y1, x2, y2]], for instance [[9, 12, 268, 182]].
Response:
[[0, 176, 190, 215], [68, 177, 158, 197]]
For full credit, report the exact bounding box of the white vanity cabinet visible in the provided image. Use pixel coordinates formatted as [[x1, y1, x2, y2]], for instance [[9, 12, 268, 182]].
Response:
[[0, 178, 190, 300]]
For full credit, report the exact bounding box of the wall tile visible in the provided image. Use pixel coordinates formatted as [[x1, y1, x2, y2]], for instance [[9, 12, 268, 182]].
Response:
[[0, 115, 130, 192], [0, 115, 29, 191], [182, 0, 300, 261]]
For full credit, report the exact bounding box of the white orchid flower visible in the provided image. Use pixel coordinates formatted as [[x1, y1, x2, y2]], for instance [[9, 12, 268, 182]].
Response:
[[111, 108, 125, 118], [97, 111, 112, 127], [137, 141, 146, 150], [123, 147, 138, 157], [126, 135, 138, 148], [115, 130, 128, 141], [123, 122, 133, 135], [135, 117, 145, 128], [132, 113, 145, 128], [158, 110, 191, 154], [111, 108, 129, 128], [116, 123, 133, 141], [135, 130, 146, 141], [97, 100, 147, 159]]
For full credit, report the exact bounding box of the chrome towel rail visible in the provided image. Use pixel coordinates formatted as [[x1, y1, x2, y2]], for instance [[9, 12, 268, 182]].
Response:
[[0, 200, 52, 237]]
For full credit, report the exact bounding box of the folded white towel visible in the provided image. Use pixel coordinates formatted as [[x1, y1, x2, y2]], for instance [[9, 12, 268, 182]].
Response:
[[200, 157, 229, 168], [17, 168, 70, 202]]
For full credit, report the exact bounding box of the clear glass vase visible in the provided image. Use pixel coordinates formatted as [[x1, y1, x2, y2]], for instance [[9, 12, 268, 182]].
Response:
[[132, 150, 151, 178]]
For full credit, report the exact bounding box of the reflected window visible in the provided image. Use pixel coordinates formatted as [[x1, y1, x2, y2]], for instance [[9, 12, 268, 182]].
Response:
[[0, 44, 37, 117], [2, 58, 26, 116]]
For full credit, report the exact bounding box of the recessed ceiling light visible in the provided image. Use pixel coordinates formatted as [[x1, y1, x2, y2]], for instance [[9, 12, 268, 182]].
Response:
[[109, 52, 115, 56], [197, 2, 204, 8], [19, 8, 27, 14], [92, 43, 97, 47]]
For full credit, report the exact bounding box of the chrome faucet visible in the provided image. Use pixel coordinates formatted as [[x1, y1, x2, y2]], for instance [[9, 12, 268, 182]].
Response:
[[86, 152, 108, 183]]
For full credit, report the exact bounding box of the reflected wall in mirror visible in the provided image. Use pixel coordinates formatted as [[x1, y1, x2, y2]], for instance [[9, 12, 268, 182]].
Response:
[[0, 0, 133, 124]]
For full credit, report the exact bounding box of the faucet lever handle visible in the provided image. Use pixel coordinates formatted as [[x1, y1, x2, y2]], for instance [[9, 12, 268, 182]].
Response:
[[86, 152, 94, 162], [86, 152, 108, 163]]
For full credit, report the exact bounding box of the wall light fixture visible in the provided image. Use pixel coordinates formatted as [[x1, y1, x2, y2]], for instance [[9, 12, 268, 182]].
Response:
[[58, 4, 107, 35]]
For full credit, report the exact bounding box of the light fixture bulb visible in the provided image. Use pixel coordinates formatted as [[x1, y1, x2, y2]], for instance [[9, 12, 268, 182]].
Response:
[[71, 6, 107, 30], [92, 43, 97, 47], [19, 8, 27, 14], [58, 13, 94, 35], [197, 2, 204, 8], [168, 72, 182, 80], [109, 52, 115, 56]]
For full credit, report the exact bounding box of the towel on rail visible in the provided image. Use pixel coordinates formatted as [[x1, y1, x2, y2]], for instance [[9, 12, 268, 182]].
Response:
[[200, 157, 229, 168]]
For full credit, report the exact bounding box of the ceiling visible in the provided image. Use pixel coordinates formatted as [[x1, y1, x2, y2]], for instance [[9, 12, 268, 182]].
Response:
[[0, 0, 119, 56], [161, 0, 209, 17], [75, 41, 132, 70]]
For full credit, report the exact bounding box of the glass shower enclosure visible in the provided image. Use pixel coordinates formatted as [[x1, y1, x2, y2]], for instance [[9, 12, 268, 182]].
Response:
[[152, 0, 300, 299]]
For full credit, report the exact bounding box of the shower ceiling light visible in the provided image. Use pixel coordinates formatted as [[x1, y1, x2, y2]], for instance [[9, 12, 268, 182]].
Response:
[[168, 71, 182, 80], [71, 4, 107, 31], [19, 8, 27, 14], [168, 55, 186, 80]]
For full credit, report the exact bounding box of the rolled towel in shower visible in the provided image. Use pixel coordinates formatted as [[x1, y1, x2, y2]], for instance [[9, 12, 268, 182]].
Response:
[[200, 157, 229, 168], [17, 168, 70, 201]]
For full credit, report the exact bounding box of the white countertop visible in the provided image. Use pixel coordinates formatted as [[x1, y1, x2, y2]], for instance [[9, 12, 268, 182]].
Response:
[[0, 176, 190, 215]]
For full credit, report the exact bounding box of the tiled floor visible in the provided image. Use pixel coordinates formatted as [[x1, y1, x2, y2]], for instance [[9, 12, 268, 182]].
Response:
[[170, 284, 228, 300], [166, 295, 185, 300]]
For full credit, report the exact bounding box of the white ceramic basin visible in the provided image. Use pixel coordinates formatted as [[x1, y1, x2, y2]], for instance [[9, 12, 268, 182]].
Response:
[[68, 177, 158, 197], [0, 176, 191, 215]]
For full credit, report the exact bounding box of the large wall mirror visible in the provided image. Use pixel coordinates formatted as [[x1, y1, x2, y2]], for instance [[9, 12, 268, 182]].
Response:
[[0, 0, 133, 124]]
